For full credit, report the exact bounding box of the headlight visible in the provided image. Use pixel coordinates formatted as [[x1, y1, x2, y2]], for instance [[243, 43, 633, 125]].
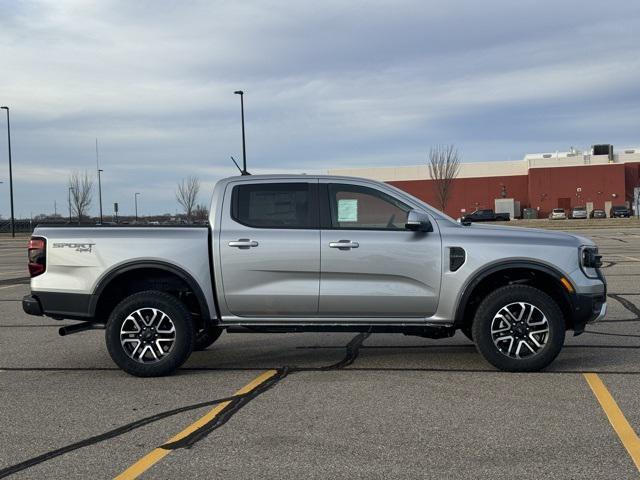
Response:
[[580, 246, 602, 278]]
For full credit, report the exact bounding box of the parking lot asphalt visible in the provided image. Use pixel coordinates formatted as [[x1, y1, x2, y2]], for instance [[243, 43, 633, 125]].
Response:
[[0, 228, 639, 479]]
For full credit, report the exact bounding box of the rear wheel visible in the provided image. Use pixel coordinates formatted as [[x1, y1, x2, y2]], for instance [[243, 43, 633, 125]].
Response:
[[472, 285, 565, 372], [105, 290, 194, 377]]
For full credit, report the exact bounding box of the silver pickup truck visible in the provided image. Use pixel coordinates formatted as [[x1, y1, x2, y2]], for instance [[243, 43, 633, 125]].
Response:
[[23, 175, 606, 376]]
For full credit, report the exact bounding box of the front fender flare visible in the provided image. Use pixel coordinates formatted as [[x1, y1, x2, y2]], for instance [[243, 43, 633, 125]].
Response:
[[453, 260, 573, 327]]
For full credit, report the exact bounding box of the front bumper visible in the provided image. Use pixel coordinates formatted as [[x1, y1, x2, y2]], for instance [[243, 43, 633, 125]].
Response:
[[594, 302, 607, 322], [571, 293, 606, 335]]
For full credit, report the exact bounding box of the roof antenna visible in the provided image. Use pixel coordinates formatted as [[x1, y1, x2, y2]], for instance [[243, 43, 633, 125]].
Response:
[[230, 156, 248, 175], [233, 90, 250, 175]]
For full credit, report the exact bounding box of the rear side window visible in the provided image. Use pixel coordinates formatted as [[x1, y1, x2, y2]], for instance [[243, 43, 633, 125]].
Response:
[[231, 183, 315, 229]]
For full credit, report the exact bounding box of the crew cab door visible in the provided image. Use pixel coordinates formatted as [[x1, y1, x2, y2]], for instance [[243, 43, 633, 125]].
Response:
[[319, 181, 442, 318], [218, 180, 320, 317]]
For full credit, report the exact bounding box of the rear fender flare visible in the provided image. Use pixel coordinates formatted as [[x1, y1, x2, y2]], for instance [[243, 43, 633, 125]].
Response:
[[89, 260, 212, 322]]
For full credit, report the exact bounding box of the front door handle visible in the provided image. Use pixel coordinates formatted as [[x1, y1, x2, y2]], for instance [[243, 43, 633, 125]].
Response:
[[228, 239, 259, 249], [329, 240, 359, 250]]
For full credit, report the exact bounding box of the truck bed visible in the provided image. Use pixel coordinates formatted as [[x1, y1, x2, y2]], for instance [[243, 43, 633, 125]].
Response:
[[30, 225, 215, 320]]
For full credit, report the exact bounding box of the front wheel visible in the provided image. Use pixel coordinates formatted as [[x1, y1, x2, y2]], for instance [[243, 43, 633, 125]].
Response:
[[105, 290, 195, 377], [472, 285, 565, 372]]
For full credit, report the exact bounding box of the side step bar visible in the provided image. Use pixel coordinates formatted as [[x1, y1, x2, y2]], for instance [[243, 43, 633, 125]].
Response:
[[224, 324, 455, 338], [59, 322, 106, 336]]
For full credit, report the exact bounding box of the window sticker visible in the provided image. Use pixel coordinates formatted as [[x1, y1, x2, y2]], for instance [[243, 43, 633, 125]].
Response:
[[338, 199, 358, 222]]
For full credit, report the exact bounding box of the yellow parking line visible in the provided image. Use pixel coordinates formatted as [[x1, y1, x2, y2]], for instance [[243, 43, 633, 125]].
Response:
[[584, 373, 640, 472], [114, 369, 278, 480]]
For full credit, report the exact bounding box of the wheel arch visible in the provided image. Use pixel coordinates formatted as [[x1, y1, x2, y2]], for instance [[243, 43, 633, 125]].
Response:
[[90, 260, 212, 323], [454, 260, 574, 330]]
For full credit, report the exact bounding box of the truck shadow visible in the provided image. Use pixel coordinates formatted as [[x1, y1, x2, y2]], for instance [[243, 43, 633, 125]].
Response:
[[185, 332, 640, 375]]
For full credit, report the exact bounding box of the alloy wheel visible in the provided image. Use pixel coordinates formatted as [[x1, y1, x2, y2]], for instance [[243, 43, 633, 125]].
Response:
[[120, 307, 176, 363], [490, 302, 549, 359]]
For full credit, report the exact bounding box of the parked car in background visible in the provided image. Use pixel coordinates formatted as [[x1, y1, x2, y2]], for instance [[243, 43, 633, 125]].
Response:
[[590, 209, 606, 219], [569, 206, 588, 219], [461, 209, 510, 223], [610, 205, 631, 218], [549, 208, 567, 220]]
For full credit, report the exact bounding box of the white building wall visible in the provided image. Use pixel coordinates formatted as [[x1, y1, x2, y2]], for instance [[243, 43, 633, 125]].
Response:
[[328, 147, 640, 182]]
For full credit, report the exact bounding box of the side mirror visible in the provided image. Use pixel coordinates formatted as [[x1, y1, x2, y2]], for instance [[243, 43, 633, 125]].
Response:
[[405, 210, 433, 232]]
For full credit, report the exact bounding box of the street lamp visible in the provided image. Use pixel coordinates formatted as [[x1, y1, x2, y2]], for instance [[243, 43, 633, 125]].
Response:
[[97, 169, 103, 224], [1, 106, 15, 237], [96, 139, 103, 224], [233, 90, 248, 175], [134, 192, 140, 223]]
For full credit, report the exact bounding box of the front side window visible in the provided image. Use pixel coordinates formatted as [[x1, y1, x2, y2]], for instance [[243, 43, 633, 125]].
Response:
[[231, 183, 313, 228], [328, 184, 411, 230]]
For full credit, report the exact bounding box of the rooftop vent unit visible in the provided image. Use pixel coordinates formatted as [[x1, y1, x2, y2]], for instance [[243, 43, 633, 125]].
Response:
[[592, 144, 614, 162]]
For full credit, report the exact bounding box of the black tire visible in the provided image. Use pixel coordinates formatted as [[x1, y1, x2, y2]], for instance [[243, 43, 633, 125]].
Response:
[[194, 324, 223, 351], [105, 290, 194, 377], [472, 285, 565, 372]]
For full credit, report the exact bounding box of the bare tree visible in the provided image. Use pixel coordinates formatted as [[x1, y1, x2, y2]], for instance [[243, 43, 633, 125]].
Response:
[[193, 203, 209, 222], [427, 145, 461, 212], [176, 176, 201, 221], [68, 171, 94, 223]]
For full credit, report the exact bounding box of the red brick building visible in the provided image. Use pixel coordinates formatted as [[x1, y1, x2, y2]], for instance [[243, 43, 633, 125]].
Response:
[[330, 147, 640, 218]]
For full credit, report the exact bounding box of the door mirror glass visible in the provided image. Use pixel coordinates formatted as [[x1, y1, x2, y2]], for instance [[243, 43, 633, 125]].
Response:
[[405, 210, 432, 232]]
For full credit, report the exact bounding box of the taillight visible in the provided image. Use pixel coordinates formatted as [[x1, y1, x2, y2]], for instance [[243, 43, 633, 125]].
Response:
[[28, 237, 46, 277]]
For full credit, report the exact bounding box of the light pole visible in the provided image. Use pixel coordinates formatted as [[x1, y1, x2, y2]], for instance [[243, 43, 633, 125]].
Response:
[[68, 187, 72, 223], [96, 139, 103, 224], [134, 192, 140, 223], [233, 90, 248, 175], [1, 106, 15, 237]]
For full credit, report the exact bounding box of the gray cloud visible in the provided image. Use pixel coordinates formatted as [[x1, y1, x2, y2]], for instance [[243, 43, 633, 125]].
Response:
[[0, 0, 639, 217]]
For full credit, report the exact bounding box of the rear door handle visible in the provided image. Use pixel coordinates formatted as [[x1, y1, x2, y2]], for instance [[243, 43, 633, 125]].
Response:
[[228, 239, 259, 249], [329, 240, 359, 250]]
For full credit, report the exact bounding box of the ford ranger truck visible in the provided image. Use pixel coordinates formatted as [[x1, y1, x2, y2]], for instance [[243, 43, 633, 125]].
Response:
[[22, 175, 607, 376]]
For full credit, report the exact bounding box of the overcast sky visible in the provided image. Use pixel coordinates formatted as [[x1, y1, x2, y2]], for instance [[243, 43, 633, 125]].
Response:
[[0, 0, 639, 218]]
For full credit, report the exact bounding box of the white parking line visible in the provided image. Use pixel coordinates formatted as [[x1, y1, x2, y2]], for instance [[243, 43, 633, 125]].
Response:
[[0, 284, 25, 290]]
